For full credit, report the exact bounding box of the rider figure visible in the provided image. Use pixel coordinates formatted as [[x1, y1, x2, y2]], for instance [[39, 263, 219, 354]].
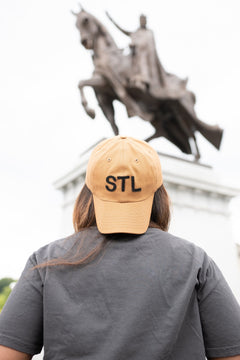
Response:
[[106, 12, 166, 91]]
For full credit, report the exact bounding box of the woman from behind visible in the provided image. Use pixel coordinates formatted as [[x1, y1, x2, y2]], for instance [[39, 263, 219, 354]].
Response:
[[0, 136, 240, 359]]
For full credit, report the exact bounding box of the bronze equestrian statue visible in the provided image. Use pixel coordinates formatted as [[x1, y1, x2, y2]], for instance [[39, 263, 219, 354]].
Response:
[[72, 6, 223, 160]]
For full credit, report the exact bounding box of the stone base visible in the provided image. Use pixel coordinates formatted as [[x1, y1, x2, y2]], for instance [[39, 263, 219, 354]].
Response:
[[54, 139, 240, 300]]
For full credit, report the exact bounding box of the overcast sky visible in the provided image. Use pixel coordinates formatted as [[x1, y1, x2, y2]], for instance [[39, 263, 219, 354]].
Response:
[[0, 0, 240, 279]]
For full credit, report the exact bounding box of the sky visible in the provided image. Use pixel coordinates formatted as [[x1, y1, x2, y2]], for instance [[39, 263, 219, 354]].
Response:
[[0, 0, 240, 279]]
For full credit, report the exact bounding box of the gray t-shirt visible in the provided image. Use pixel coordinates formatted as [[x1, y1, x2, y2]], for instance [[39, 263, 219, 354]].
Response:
[[0, 227, 240, 359]]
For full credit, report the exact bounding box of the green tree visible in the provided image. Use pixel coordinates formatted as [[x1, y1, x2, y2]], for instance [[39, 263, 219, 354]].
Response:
[[0, 278, 16, 312]]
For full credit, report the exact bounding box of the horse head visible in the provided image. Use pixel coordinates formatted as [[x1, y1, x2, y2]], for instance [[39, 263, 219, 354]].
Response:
[[72, 8, 118, 52], [71, 9, 97, 50]]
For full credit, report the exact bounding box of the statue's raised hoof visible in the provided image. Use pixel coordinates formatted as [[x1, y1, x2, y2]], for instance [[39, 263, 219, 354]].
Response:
[[87, 108, 96, 119]]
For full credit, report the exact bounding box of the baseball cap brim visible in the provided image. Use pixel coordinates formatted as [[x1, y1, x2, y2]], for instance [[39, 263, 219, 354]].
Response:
[[93, 194, 154, 234]]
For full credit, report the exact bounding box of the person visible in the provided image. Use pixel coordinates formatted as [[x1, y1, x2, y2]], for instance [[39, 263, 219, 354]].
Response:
[[106, 12, 167, 92], [0, 135, 240, 360]]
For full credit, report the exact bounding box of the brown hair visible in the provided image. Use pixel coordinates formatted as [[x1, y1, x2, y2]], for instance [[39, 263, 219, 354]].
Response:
[[73, 183, 170, 232], [35, 183, 171, 269]]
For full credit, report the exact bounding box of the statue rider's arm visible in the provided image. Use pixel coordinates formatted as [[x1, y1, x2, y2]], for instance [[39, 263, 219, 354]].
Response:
[[105, 11, 131, 36]]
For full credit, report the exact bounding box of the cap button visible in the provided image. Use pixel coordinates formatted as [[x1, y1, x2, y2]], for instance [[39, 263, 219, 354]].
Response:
[[120, 136, 127, 139]]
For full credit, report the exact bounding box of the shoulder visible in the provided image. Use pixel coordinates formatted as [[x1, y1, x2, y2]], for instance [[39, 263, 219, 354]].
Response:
[[143, 227, 206, 266]]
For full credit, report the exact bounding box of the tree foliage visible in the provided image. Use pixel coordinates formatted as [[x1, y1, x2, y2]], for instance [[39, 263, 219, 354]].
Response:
[[0, 277, 16, 312]]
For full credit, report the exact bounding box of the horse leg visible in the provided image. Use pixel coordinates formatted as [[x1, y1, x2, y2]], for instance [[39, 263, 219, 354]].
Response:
[[145, 115, 165, 142], [96, 93, 119, 135], [192, 133, 201, 161], [145, 132, 158, 142], [78, 75, 106, 119]]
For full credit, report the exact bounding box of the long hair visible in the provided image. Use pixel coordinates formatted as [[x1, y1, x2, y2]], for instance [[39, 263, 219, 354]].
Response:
[[35, 184, 171, 269]]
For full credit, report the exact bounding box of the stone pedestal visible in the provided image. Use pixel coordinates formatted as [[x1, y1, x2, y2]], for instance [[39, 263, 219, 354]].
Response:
[[54, 139, 240, 300]]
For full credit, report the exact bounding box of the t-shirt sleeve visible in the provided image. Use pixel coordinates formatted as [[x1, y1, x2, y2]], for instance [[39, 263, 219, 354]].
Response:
[[197, 254, 240, 358], [0, 253, 43, 355]]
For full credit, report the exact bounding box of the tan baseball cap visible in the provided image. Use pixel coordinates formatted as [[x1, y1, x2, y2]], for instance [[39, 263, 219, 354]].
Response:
[[86, 136, 163, 234]]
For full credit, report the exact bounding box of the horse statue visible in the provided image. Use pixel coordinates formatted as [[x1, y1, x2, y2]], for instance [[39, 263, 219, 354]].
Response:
[[72, 6, 223, 160]]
